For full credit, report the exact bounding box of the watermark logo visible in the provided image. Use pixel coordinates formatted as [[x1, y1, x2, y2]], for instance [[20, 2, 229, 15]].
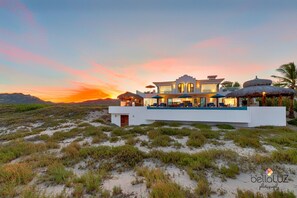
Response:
[[250, 168, 289, 190], [266, 168, 273, 176]]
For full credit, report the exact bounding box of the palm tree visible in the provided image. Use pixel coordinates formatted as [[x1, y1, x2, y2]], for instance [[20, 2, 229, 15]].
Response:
[[271, 62, 296, 118], [271, 62, 296, 89]]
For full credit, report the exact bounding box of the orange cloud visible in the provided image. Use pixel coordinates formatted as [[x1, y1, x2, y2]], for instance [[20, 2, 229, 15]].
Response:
[[54, 86, 111, 103]]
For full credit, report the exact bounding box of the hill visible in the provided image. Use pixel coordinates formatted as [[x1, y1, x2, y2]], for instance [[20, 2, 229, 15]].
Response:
[[78, 98, 120, 106], [0, 93, 50, 104]]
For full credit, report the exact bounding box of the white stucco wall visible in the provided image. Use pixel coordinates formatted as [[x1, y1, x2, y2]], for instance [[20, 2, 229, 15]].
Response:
[[248, 106, 286, 127], [108, 106, 286, 127], [111, 114, 121, 126]]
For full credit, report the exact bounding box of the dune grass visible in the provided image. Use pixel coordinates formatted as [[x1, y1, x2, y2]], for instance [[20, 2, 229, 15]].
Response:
[[191, 123, 211, 130], [224, 129, 262, 149], [0, 141, 47, 164], [271, 149, 297, 164], [217, 124, 235, 130], [73, 170, 107, 194], [186, 131, 206, 148], [151, 135, 173, 147], [15, 104, 49, 112], [79, 145, 144, 167], [42, 162, 73, 185], [236, 189, 296, 198], [0, 163, 35, 197]]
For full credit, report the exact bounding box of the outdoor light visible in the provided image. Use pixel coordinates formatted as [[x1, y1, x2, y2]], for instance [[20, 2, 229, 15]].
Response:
[[262, 92, 266, 96]]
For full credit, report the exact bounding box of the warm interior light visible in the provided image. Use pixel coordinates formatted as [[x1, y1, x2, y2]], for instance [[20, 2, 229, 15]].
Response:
[[262, 92, 266, 96]]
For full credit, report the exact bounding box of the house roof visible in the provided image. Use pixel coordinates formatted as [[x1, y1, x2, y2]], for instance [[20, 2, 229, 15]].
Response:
[[117, 91, 143, 100], [226, 85, 296, 98]]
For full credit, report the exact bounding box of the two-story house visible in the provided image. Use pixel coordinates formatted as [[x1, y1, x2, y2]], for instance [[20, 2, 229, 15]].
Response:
[[138, 74, 225, 107]]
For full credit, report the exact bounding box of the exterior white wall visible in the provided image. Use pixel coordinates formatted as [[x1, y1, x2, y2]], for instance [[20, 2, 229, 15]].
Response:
[[111, 114, 121, 126], [248, 107, 286, 127], [145, 109, 249, 123], [108, 106, 286, 127]]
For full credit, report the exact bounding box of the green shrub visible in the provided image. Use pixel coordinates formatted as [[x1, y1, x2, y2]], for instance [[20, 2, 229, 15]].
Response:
[[109, 136, 119, 142], [0, 130, 40, 141], [43, 163, 73, 184], [150, 181, 186, 198], [272, 149, 297, 164], [0, 141, 46, 163], [62, 142, 81, 158], [186, 132, 206, 148], [136, 167, 168, 188], [219, 164, 240, 179], [125, 137, 138, 145], [0, 163, 34, 185], [74, 171, 104, 193], [236, 189, 296, 198], [158, 127, 190, 136], [200, 130, 220, 139], [287, 119, 297, 126], [20, 186, 45, 198], [112, 186, 122, 196], [151, 135, 172, 147], [194, 176, 211, 197], [151, 121, 167, 127], [15, 104, 48, 112], [79, 145, 144, 167], [217, 124, 235, 129], [191, 123, 211, 130], [50, 129, 81, 141], [225, 130, 262, 149], [148, 130, 161, 139], [128, 126, 147, 134], [149, 149, 237, 171], [168, 122, 182, 127]]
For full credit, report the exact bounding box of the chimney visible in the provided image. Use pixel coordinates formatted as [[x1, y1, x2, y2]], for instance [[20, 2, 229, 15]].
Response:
[[207, 75, 217, 80]]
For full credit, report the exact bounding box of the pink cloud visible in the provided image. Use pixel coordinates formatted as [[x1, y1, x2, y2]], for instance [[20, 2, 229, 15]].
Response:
[[0, 0, 46, 45], [193, 37, 229, 49], [0, 0, 36, 28], [0, 40, 104, 83]]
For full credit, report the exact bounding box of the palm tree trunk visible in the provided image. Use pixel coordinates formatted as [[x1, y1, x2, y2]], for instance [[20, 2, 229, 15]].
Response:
[[289, 95, 295, 118]]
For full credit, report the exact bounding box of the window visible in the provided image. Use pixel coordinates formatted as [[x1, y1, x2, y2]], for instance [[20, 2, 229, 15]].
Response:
[[187, 83, 194, 92], [201, 84, 217, 92], [159, 86, 172, 93], [178, 83, 184, 93]]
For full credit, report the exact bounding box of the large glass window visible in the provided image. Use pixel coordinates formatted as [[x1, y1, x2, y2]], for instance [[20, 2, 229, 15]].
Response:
[[187, 83, 194, 92], [159, 86, 172, 93], [201, 84, 217, 92], [178, 83, 184, 93]]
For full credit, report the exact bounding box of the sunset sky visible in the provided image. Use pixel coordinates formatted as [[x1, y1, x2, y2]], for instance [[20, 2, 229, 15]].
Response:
[[1, 0, 297, 102]]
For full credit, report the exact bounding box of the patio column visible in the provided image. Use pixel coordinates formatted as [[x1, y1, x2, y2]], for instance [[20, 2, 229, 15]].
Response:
[[247, 96, 252, 106], [288, 95, 295, 118], [236, 97, 239, 107], [262, 92, 266, 106], [278, 96, 282, 106]]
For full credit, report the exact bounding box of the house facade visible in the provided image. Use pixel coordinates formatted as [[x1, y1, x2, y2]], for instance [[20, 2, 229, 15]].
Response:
[[109, 74, 287, 127], [137, 74, 236, 107]]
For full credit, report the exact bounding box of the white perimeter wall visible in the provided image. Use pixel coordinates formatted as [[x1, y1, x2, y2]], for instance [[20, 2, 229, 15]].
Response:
[[248, 106, 286, 127], [109, 106, 286, 127]]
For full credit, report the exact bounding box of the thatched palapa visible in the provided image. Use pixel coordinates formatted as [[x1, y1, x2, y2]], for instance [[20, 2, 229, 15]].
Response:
[[117, 92, 143, 100], [226, 76, 296, 98], [226, 85, 295, 98]]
